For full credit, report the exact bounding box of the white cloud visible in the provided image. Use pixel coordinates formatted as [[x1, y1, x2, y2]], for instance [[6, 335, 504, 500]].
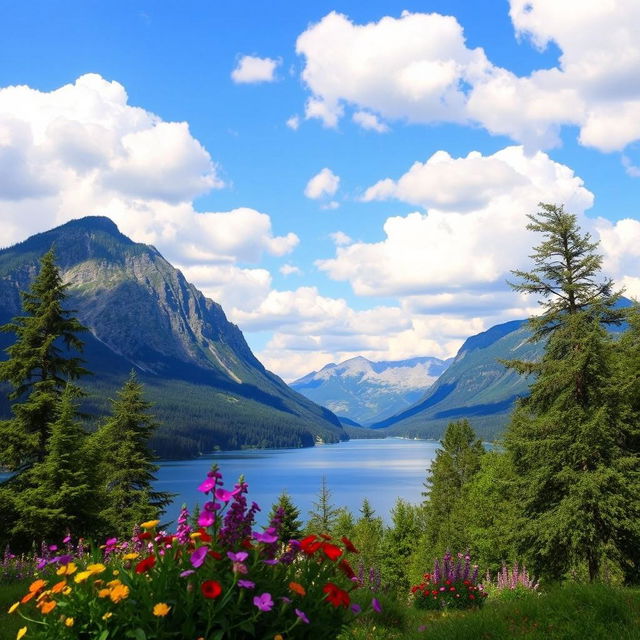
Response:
[[352, 111, 389, 133], [304, 167, 340, 199], [296, 5, 640, 151], [330, 231, 352, 246], [321, 200, 339, 210], [286, 115, 300, 130], [280, 263, 302, 276], [622, 155, 640, 178], [231, 55, 280, 84]]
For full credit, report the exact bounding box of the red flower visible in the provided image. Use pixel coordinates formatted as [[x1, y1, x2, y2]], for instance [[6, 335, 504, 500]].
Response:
[[341, 536, 359, 553], [196, 528, 212, 543], [135, 555, 156, 574], [201, 580, 222, 599], [300, 535, 322, 555], [339, 559, 355, 580], [241, 539, 254, 550], [137, 532, 152, 540], [322, 582, 350, 608], [321, 542, 343, 561], [208, 550, 222, 560]]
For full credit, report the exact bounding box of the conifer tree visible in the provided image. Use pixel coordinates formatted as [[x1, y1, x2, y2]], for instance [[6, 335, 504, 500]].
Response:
[[0, 248, 88, 469], [504, 203, 639, 582], [306, 476, 339, 534], [359, 498, 375, 521], [11, 385, 97, 545], [268, 491, 303, 542], [333, 507, 355, 538], [91, 371, 173, 537]]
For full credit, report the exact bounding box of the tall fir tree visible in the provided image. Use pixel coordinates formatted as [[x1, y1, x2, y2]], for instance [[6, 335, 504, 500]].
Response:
[[306, 476, 339, 535], [90, 371, 173, 537], [0, 248, 88, 470], [10, 385, 97, 546], [267, 491, 303, 542], [504, 203, 639, 582]]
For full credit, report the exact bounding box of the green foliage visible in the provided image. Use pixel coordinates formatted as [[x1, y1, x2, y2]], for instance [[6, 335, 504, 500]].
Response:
[[90, 371, 174, 538], [268, 491, 303, 542], [306, 476, 340, 535], [0, 248, 88, 469], [504, 204, 640, 582]]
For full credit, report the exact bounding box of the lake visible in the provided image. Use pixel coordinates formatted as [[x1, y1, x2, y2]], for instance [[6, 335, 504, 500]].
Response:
[[156, 438, 439, 525]]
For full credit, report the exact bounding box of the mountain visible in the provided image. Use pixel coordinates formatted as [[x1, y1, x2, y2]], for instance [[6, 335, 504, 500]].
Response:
[[291, 355, 453, 424], [372, 300, 632, 441], [0, 216, 346, 457]]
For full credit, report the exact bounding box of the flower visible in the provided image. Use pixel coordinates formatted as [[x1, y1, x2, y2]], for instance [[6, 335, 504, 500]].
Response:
[[17, 627, 27, 640], [141, 520, 160, 529], [109, 584, 130, 603], [123, 553, 139, 560], [351, 603, 362, 614], [341, 536, 359, 553], [51, 580, 67, 594], [56, 562, 77, 576], [253, 527, 278, 544], [40, 601, 57, 615], [28, 580, 46, 593], [215, 487, 242, 502], [102, 612, 113, 620], [322, 582, 350, 608], [64, 617, 74, 627], [227, 551, 249, 562], [201, 580, 222, 599], [190, 546, 208, 569], [372, 598, 382, 613], [289, 581, 306, 596], [300, 535, 322, 555], [8, 602, 20, 614], [180, 570, 195, 578], [253, 592, 274, 612], [135, 555, 156, 574], [321, 542, 342, 561], [74, 570, 94, 583], [87, 563, 106, 575], [295, 608, 310, 624], [153, 602, 171, 617], [238, 580, 255, 589]]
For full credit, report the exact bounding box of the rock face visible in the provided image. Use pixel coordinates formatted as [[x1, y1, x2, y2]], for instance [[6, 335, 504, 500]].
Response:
[[0, 217, 345, 456], [291, 355, 452, 425]]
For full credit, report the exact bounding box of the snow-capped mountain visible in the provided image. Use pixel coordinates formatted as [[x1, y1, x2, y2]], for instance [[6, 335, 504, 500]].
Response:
[[290, 356, 453, 425]]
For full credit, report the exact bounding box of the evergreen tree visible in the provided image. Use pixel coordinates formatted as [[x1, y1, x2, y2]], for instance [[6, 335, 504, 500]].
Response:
[[504, 203, 639, 582], [0, 248, 88, 469], [90, 371, 173, 537], [351, 507, 385, 586], [10, 385, 97, 546], [306, 476, 339, 534], [268, 491, 303, 542], [381, 498, 421, 592], [333, 507, 355, 538], [359, 498, 375, 521]]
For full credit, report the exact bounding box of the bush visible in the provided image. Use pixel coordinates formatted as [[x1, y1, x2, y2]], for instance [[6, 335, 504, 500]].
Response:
[[7, 467, 377, 639], [410, 551, 487, 611]]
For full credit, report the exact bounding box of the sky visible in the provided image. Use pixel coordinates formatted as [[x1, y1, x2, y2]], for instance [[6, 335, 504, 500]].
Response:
[[1, 0, 639, 381]]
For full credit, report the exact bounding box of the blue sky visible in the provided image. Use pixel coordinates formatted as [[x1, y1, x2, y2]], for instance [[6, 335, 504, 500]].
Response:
[[1, 0, 639, 379]]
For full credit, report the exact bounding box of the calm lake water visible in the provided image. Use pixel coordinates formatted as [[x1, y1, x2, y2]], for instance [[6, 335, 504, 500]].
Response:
[[155, 438, 439, 525]]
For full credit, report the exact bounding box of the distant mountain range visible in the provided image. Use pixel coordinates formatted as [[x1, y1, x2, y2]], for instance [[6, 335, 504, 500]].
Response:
[[291, 356, 452, 424], [0, 217, 346, 457]]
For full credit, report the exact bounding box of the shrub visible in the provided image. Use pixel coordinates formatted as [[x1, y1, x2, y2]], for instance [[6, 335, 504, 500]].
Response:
[[410, 551, 487, 611], [7, 467, 376, 639]]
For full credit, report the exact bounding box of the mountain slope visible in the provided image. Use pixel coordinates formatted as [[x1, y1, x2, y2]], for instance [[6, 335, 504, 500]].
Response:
[[291, 355, 452, 424], [0, 216, 345, 456]]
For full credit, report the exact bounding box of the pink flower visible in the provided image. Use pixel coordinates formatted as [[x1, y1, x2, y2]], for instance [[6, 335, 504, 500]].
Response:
[[198, 477, 217, 493], [295, 608, 310, 624], [253, 592, 274, 612], [190, 547, 208, 569], [180, 570, 195, 578], [253, 527, 278, 544], [238, 580, 255, 589], [215, 487, 242, 502], [227, 551, 248, 563]]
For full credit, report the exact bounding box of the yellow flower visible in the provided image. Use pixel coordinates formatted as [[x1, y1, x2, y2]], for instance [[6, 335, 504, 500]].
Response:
[[274, 635, 284, 640], [87, 563, 106, 575], [123, 553, 139, 560], [107, 579, 122, 588], [74, 571, 94, 583], [109, 584, 130, 603], [153, 602, 171, 617], [102, 612, 113, 620], [189, 532, 202, 539], [62, 586, 72, 596], [57, 562, 77, 576], [8, 601, 19, 614], [64, 617, 74, 627], [140, 519, 160, 529], [113, 570, 120, 576], [17, 627, 27, 640]]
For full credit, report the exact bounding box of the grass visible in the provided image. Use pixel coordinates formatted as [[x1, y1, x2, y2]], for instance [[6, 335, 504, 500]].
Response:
[[340, 583, 640, 640], [0, 580, 29, 640]]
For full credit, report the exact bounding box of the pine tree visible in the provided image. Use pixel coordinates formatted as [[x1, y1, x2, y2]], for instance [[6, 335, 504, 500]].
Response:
[[0, 248, 88, 469], [10, 385, 97, 546], [333, 508, 355, 538], [359, 498, 375, 521], [504, 203, 639, 582], [306, 476, 339, 535], [268, 491, 303, 542], [90, 371, 173, 537]]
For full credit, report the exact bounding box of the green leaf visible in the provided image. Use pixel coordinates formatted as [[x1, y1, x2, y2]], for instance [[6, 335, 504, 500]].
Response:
[[97, 631, 109, 640]]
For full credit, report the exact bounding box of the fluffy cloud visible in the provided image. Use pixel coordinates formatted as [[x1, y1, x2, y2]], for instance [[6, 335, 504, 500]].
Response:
[[296, 5, 640, 151], [352, 111, 389, 133], [280, 263, 302, 276], [330, 231, 352, 246], [0, 74, 298, 311], [304, 167, 340, 199], [319, 146, 594, 298], [286, 115, 300, 130], [231, 55, 280, 84]]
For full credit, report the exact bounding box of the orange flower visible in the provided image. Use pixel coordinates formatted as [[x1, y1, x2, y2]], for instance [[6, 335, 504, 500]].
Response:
[[28, 579, 46, 593], [289, 582, 306, 596], [51, 580, 67, 594], [40, 600, 57, 615], [98, 588, 111, 598], [109, 584, 130, 603], [153, 602, 171, 617], [20, 593, 36, 604]]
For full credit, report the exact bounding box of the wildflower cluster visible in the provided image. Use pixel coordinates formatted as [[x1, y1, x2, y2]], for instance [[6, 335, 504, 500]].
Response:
[[8, 467, 378, 639], [411, 552, 487, 611], [484, 562, 539, 602]]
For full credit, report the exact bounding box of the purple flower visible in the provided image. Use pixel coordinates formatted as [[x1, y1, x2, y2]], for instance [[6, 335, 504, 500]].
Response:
[[253, 527, 278, 544], [253, 592, 274, 612], [190, 546, 208, 569], [372, 598, 382, 613], [198, 511, 215, 527], [180, 569, 195, 578], [295, 608, 310, 624], [63, 535, 72, 544], [238, 580, 255, 589], [280, 596, 292, 604], [227, 551, 248, 563], [263, 559, 278, 565], [215, 487, 242, 502], [198, 477, 217, 493], [351, 603, 362, 614]]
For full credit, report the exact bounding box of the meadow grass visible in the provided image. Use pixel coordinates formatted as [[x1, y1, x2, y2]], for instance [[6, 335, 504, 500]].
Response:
[[0, 580, 29, 640]]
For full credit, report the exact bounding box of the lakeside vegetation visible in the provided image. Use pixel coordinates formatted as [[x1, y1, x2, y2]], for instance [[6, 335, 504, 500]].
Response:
[[1, 202, 640, 638]]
